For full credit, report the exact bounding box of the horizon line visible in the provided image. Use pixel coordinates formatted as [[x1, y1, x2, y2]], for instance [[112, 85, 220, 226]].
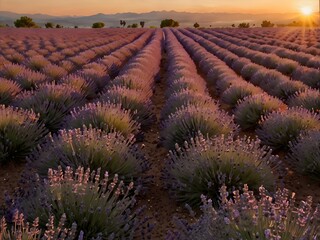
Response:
[[0, 9, 303, 17]]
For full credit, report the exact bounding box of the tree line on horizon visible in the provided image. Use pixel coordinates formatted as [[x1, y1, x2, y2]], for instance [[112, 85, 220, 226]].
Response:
[[2, 15, 318, 29]]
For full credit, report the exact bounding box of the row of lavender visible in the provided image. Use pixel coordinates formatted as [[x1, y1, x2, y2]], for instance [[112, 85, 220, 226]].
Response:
[[200, 29, 320, 85], [0, 30, 148, 92], [175, 28, 320, 179], [229, 28, 320, 49], [0, 30, 163, 239], [159, 29, 320, 239]]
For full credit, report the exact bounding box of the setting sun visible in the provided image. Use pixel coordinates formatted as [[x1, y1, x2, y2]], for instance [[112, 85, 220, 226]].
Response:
[[300, 6, 313, 16]]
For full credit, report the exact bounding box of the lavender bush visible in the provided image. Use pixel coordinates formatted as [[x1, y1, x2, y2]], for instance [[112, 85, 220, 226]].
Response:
[[288, 89, 320, 112], [29, 126, 148, 183], [164, 134, 276, 206], [0, 78, 21, 105], [256, 107, 320, 150], [235, 93, 287, 130], [288, 131, 320, 180], [14, 83, 85, 132], [161, 90, 215, 120], [100, 86, 154, 127], [67, 102, 140, 137], [0, 105, 47, 164], [12, 166, 143, 239], [161, 105, 237, 150], [221, 83, 262, 108]]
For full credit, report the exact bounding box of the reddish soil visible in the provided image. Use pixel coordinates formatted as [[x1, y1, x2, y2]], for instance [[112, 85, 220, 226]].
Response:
[[137, 53, 190, 238]]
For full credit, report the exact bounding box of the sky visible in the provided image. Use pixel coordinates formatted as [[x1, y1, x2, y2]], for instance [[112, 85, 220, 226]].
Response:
[[0, 0, 318, 15]]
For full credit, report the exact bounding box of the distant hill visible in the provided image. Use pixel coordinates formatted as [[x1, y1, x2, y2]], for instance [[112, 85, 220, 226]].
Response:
[[0, 10, 299, 28]]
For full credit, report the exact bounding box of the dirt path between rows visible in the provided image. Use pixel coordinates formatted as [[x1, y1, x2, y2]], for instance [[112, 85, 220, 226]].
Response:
[[137, 51, 190, 239]]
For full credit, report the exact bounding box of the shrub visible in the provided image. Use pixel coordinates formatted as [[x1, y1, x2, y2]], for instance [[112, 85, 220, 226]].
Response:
[[60, 74, 96, 99], [161, 90, 215, 120], [100, 86, 154, 127], [15, 70, 47, 90], [13, 166, 143, 239], [29, 126, 148, 182], [288, 131, 320, 180], [0, 63, 26, 80], [288, 89, 320, 112], [240, 63, 260, 80], [221, 185, 320, 239], [271, 80, 307, 100], [276, 59, 299, 75], [161, 105, 237, 150], [261, 20, 275, 27], [92, 22, 105, 28], [256, 108, 320, 150], [235, 93, 286, 130], [165, 77, 206, 97], [0, 78, 21, 105], [27, 55, 51, 71], [160, 19, 179, 28], [67, 102, 140, 137], [0, 105, 47, 164], [221, 83, 262, 108], [292, 67, 320, 89], [42, 64, 68, 81], [14, 83, 85, 132], [164, 134, 276, 206]]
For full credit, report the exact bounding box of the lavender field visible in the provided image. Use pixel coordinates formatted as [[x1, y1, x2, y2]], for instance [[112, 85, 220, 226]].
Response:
[[0, 27, 319, 239]]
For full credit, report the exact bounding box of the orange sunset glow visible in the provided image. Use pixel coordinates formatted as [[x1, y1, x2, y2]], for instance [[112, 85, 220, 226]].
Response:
[[0, 0, 318, 15]]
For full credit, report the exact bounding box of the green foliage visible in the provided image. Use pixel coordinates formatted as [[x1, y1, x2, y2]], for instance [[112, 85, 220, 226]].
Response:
[[238, 22, 250, 28], [14, 16, 38, 28], [45, 22, 54, 28], [30, 126, 148, 182], [0, 105, 47, 164], [256, 108, 320, 150], [288, 131, 320, 180], [68, 102, 140, 137], [15, 166, 142, 239], [161, 105, 237, 150], [261, 20, 275, 27], [164, 134, 276, 206], [193, 22, 200, 28], [131, 23, 138, 28], [92, 22, 105, 28], [0, 78, 21, 106], [160, 19, 179, 28], [14, 83, 85, 133], [55, 24, 63, 28]]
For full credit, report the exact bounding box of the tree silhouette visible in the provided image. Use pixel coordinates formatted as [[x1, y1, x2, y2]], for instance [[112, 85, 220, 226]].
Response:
[[92, 22, 105, 28], [194, 22, 200, 28], [238, 22, 250, 28], [160, 19, 179, 28], [261, 20, 275, 27], [140, 21, 145, 28], [45, 22, 54, 28], [14, 16, 38, 28], [131, 23, 138, 28]]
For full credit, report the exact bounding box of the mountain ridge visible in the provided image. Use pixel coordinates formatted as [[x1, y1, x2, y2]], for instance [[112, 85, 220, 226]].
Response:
[[0, 10, 299, 27]]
